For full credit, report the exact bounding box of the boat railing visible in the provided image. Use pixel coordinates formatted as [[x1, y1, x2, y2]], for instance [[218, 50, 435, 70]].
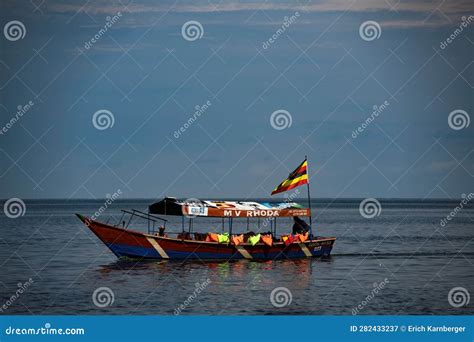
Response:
[[110, 210, 310, 241], [115, 209, 168, 235]]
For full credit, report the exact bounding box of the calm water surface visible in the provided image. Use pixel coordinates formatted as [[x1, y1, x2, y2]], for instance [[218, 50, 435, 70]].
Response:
[[0, 199, 473, 315]]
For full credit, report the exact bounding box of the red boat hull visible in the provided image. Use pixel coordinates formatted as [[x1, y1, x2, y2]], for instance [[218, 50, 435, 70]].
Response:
[[77, 214, 336, 260]]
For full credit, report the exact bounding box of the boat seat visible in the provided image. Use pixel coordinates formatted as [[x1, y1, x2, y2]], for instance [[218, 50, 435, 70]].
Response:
[[194, 232, 207, 241], [177, 232, 192, 240]]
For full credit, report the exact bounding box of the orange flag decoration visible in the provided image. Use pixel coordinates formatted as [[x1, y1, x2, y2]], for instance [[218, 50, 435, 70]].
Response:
[[271, 159, 308, 195], [231, 234, 244, 246], [261, 234, 273, 246]]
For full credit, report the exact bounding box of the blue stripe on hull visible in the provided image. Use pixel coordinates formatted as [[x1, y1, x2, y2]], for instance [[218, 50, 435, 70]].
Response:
[[105, 243, 162, 259], [105, 242, 333, 260]]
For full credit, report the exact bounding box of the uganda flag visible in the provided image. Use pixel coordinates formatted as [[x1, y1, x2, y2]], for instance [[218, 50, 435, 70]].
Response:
[[271, 159, 308, 195]]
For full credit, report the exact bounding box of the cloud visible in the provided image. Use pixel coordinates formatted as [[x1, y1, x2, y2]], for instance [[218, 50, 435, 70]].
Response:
[[36, 0, 471, 30], [46, 0, 471, 16]]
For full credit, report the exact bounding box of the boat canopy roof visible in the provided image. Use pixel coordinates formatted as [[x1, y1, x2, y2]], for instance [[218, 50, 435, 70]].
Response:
[[148, 197, 310, 218]]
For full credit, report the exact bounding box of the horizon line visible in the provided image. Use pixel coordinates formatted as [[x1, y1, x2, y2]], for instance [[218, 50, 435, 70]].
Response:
[[1, 197, 468, 201]]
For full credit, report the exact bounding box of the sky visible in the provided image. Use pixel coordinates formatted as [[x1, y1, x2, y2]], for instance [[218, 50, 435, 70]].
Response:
[[0, 0, 473, 200]]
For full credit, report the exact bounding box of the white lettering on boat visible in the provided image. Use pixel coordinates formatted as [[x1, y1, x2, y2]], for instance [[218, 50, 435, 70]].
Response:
[[223, 210, 281, 217], [246, 210, 280, 217]]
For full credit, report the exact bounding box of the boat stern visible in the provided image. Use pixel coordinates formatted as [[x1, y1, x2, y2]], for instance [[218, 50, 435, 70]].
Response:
[[306, 237, 336, 257]]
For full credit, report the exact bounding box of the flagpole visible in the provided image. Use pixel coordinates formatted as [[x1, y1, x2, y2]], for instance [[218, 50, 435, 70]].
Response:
[[305, 156, 313, 238]]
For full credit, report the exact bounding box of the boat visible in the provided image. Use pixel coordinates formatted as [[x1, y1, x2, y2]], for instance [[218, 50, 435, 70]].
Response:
[[76, 158, 336, 260], [76, 197, 336, 261]]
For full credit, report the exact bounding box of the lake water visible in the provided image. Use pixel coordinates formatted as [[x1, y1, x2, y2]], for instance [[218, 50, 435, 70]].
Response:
[[0, 199, 473, 315]]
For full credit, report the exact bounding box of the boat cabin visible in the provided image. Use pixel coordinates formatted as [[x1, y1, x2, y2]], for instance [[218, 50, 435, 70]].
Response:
[[113, 197, 312, 242]]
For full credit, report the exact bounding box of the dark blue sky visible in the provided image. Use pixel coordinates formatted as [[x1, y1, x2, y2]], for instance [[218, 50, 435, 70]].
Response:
[[0, 0, 472, 199]]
